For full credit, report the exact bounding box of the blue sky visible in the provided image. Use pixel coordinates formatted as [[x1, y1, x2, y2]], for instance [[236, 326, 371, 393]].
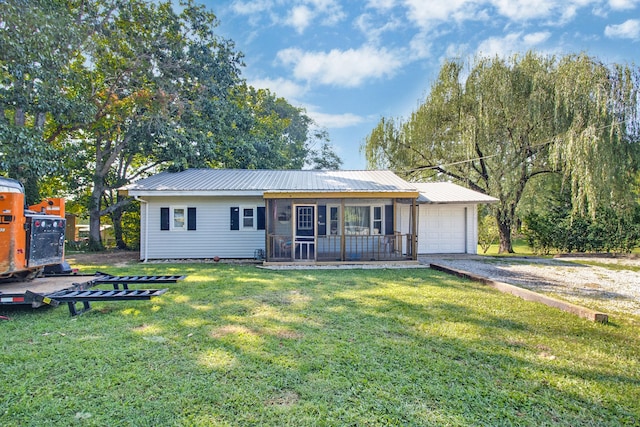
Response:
[[202, 0, 640, 169]]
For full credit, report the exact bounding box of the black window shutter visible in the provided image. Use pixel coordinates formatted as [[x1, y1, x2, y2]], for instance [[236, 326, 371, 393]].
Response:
[[160, 207, 169, 230], [317, 205, 326, 235], [230, 207, 239, 230], [257, 207, 265, 230], [187, 207, 197, 230], [385, 205, 394, 235]]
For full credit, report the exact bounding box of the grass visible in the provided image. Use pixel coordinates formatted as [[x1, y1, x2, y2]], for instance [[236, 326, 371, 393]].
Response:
[[478, 238, 535, 256], [568, 260, 640, 273], [1, 261, 639, 426]]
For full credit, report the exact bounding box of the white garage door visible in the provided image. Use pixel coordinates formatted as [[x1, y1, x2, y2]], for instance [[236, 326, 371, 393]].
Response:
[[419, 206, 467, 254]]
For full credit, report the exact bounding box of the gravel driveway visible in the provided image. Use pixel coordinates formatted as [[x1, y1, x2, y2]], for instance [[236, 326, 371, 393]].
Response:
[[420, 254, 640, 317]]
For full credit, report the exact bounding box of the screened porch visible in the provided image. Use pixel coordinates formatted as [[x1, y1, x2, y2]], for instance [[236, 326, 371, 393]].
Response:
[[263, 195, 417, 263]]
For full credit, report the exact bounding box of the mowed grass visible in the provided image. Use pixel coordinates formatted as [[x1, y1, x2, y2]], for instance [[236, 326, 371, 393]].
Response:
[[1, 262, 639, 426]]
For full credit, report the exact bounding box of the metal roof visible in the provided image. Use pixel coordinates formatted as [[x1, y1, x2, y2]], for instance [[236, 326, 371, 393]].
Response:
[[121, 170, 498, 203], [122, 169, 417, 196], [415, 182, 498, 204]]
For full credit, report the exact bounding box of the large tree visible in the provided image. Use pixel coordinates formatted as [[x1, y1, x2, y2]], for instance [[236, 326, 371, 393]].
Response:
[[2, 0, 334, 250], [0, 0, 94, 203], [364, 52, 639, 253]]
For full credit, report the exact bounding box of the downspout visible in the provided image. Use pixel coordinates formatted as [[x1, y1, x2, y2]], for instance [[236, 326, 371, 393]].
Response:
[[133, 196, 149, 263]]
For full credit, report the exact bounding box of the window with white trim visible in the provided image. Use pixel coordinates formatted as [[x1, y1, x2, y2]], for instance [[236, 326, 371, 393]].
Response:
[[297, 206, 314, 231], [242, 207, 255, 230], [373, 206, 383, 234], [160, 206, 196, 231], [329, 205, 340, 235], [230, 206, 265, 231], [343, 205, 384, 235], [173, 206, 186, 231]]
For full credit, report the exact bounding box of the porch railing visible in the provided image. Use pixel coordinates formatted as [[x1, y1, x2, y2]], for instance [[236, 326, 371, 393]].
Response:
[[267, 233, 413, 262]]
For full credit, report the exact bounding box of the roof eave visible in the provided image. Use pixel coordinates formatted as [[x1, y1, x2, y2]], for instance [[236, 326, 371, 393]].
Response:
[[123, 190, 265, 197]]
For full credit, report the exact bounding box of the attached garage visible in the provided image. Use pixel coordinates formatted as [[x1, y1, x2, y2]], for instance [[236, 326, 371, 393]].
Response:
[[420, 205, 469, 253], [409, 183, 497, 255]]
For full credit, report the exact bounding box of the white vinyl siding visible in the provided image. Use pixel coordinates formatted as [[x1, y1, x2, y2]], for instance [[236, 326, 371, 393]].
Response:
[[141, 196, 265, 259]]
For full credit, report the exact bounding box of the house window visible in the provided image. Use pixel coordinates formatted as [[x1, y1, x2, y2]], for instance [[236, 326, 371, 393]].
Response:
[[345, 206, 370, 234], [242, 207, 254, 229], [343, 205, 384, 235], [329, 206, 340, 235], [160, 206, 196, 231], [297, 206, 314, 231], [230, 206, 265, 231], [373, 206, 383, 234], [173, 207, 186, 230]]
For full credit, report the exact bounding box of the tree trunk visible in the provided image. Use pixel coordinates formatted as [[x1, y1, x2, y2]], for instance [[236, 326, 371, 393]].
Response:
[[110, 204, 128, 250], [88, 184, 104, 251], [497, 218, 514, 253], [495, 202, 515, 254]]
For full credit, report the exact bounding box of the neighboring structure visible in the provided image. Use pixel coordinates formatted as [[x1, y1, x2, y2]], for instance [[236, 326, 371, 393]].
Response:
[[120, 169, 496, 262]]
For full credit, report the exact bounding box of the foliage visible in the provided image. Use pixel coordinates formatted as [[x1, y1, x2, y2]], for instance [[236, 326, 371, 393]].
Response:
[[478, 206, 499, 254], [309, 141, 344, 170], [364, 52, 640, 254], [0, 0, 91, 203], [524, 205, 640, 254], [1, 262, 639, 426], [120, 204, 141, 250], [1, 0, 337, 250]]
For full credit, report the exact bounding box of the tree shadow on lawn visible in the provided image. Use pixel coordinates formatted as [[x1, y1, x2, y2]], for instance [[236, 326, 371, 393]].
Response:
[[11, 265, 636, 426], [112, 268, 640, 426]]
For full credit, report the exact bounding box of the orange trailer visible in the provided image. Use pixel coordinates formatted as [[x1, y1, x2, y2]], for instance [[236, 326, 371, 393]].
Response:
[[0, 177, 66, 280]]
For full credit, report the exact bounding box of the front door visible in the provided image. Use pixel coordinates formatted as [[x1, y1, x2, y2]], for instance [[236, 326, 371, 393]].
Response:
[[294, 205, 315, 261]]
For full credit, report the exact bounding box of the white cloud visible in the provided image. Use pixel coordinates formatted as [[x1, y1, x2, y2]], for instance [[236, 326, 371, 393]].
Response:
[[491, 0, 555, 20], [230, 0, 345, 32], [476, 31, 551, 57], [408, 32, 433, 60], [605, 19, 640, 40], [231, 0, 273, 15], [286, 6, 313, 33], [354, 13, 402, 44], [404, 0, 480, 28], [609, 0, 640, 10], [443, 43, 471, 61], [306, 110, 365, 128], [366, 0, 397, 10], [277, 45, 405, 87], [400, 0, 602, 29], [249, 77, 308, 101]]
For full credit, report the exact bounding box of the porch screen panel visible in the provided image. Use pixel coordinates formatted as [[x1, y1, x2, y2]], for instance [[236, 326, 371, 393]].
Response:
[[385, 205, 394, 235]]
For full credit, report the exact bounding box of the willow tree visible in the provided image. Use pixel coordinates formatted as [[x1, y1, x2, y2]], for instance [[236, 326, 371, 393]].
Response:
[[364, 52, 639, 253]]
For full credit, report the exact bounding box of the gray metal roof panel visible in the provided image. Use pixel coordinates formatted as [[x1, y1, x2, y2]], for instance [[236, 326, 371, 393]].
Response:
[[122, 169, 417, 193], [414, 182, 498, 203]]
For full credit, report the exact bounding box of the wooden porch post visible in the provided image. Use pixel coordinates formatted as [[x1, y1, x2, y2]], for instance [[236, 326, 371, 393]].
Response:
[[411, 198, 417, 260], [265, 199, 271, 261], [340, 199, 345, 261]]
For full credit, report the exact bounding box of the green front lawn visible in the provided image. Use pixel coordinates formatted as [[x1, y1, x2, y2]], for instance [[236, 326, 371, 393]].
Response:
[[1, 262, 639, 426]]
